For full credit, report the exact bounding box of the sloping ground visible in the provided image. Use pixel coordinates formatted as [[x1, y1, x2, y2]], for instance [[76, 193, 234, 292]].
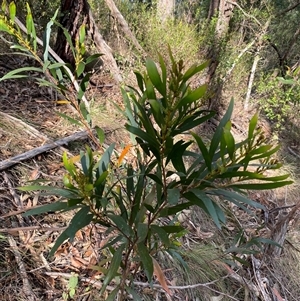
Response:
[[0, 52, 300, 301]]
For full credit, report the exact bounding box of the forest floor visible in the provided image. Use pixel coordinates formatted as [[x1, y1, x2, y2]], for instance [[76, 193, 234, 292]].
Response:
[[1, 49, 300, 301]]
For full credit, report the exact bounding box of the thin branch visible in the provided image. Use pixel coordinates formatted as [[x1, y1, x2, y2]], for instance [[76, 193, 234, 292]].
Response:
[[223, 39, 256, 81], [277, 1, 300, 16], [244, 53, 260, 110], [2, 171, 22, 207], [0, 225, 67, 233], [281, 27, 300, 63], [288, 146, 300, 159], [227, 1, 262, 26]]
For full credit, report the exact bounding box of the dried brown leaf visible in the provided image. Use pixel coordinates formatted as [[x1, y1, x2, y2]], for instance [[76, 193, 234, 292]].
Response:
[[152, 257, 172, 295]]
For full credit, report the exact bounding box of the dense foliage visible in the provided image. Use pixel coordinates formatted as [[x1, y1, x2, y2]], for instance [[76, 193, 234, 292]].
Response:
[[0, 0, 299, 300]]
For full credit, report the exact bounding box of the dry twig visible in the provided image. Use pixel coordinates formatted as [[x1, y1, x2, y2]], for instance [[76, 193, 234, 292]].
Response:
[[8, 235, 37, 301]]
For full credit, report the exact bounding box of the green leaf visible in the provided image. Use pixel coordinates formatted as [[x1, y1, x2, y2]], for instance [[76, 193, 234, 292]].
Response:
[[26, 3, 37, 51], [43, 9, 59, 62], [76, 61, 85, 78], [9, 2, 16, 22], [26, 5, 32, 35], [126, 125, 159, 149], [248, 145, 272, 156], [209, 98, 234, 157], [106, 286, 120, 301], [278, 77, 295, 85], [22, 201, 69, 217], [248, 113, 258, 140], [167, 188, 180, 205], [146, 59, 166, 97], [249, 145, 280, 160], [100, 244, 125, 294], [54, 21, 76, 59], [85, 53, 102, 65], [95, 126, 105, 144], [159, 202, 192, 217], [184, 190, 222, 229], [169, 141, 191, 174], [62, 152, 76, 176], [18, 185, 79, 199], [131, 172, 145, 224], [148, 99, 164, 126], [167, 249, 189, 272], [223, 121, 235, 160], [113, 187, 128, 221], [130, 96, 158, 141], [125, 286, 143, 301], [175, 84, 207, 109], [134, 71, 145, 93], [158, 53, 167, 88], [145, 77, 156, 99], [211, 189, 265, 210], [160, 226, 185, 234], [68, 274, 78, 289], [108, 214, 134, 238], [96, 143, 114, 174], [50, 206, 93, 257], [191, 132, 211, 171], [80, 147, 92, 177], [55, 112, 82, 126], [137, 223, 148, 243], [0, 19, 13, 34], [126, 165, 134, 197], [79, 102, 90, 124], [79, 24, 86, 44], [229, 181, 293, 190], [151, 225, 170, 246], [174, 111, 215, 134], [137, 243, 153, 281], [0, 67, 43, 81], [182, 61, 208, 82]]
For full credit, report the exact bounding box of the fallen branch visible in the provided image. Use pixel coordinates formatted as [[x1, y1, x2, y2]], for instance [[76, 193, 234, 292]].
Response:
[[0, 225, 67, 233], [0, 130, 89, 171], [8, 235, 37, 301], [288, 146, 300, 160]]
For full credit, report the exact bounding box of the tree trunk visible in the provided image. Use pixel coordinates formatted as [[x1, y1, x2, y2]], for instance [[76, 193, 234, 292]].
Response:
[[206, 0, 235, 110], [157, 0, 175, 22], [208, 0, 220, 20], [104, 0, 146, 57], [55, 0, 122, 83]]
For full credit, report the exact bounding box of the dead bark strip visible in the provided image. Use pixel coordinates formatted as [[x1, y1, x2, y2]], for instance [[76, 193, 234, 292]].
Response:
[[0, 131, 89, 171], [86, 7, 123, 83], [104, 0, 146, 57]]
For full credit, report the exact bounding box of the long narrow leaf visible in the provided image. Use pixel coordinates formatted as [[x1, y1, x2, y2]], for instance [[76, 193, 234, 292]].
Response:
[[228, 181, 293, 190], [22, 201, 69, 217], [191, 132, 211, 171], [0, 67, 43, 81], [50, 206, 93, 256], [146, 59, 166, 97], [43, 9, 59, 62], [137, 242, 153, 281], [100, 244, 125, 294], [209, 98, 234, 157]]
